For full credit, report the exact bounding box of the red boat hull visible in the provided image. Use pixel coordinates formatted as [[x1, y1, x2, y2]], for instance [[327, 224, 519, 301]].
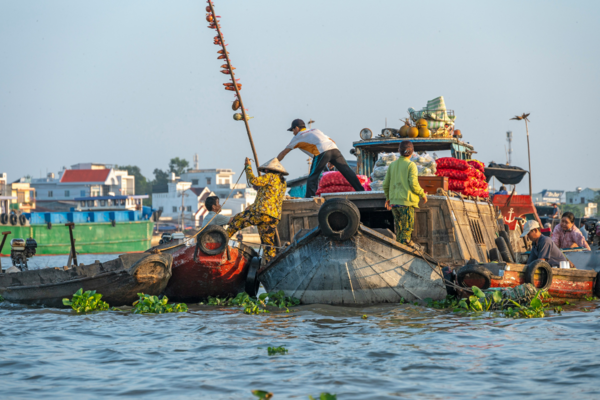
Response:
[[163, 243, 256, 302], [462, 264, 597, 299]]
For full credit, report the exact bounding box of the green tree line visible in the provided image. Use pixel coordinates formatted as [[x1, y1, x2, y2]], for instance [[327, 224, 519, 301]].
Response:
[[116, 157, 190, 206]]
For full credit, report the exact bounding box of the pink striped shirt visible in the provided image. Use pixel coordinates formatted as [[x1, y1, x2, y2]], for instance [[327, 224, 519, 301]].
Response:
[[552, 224, 590, 250]]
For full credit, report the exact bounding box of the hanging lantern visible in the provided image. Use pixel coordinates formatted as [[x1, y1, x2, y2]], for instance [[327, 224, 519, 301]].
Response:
[[232, 100, 240, 110], [206, 15, 213, 22], [206, 5, 212, 12]]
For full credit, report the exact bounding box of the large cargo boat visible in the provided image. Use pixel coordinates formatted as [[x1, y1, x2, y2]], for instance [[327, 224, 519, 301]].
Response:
[[0, 195, 155, 255]]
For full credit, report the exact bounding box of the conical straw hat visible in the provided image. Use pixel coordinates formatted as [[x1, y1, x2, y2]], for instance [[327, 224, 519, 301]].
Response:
[[258, 158, 288, 175]]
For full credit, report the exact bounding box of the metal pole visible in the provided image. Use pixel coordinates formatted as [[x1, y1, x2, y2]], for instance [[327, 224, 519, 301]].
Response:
[[208, 1, 260, 174], [180, 189, 185, 232], [65, 223, 78, 267], [525, 119, 532, 196], [0, 231, 11, 270]]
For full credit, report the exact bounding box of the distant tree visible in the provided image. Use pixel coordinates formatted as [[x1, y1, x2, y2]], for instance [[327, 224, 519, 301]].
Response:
[[559, 204, 585, 218], [152, 168, 169, 186], [168, 157, 190, 176], [116, 165, 149, 195]]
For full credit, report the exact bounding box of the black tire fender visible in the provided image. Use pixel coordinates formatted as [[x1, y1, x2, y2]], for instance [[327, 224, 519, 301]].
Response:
[[47, 221, 52, 230], [457, 263, 492, 290], [525, 259, 553, 290], [495, 237, 514, 263], [318, 198, 360, 241], [0, 213, 8, 225], [196, 225, 228, 256], [488, 248, 503, 262], [245, 256, 260, 297], [111, 220, 116, 227], [499, 231, 516, 262], [18, 215, 27, 226], [9, 214, 17, 226]]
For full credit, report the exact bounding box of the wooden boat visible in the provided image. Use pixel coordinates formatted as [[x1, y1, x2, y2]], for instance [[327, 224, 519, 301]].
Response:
[[259, 222, 446, 304], [0, 253, 173, 307], [455, 260, 599, 299], [150, 225, 259, 302]]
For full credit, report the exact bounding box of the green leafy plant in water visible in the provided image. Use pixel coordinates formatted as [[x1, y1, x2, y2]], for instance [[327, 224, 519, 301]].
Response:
[[581, 307, 592, 312], [251, 390, 273, 399], [132, 293, 188, 314], [0, 294, 4, 302], [554, 306, 563, 314], [206, 291, 300, 315], [399, 297, 406, 305], [425, 295, 460, 309], [502, 291, 550, 319], [585, 295, 598, 301], [309, 394, 337, 400], [453, 286, 550, 319], [62, 288, 109, 313], [267, 346, 288, 356]]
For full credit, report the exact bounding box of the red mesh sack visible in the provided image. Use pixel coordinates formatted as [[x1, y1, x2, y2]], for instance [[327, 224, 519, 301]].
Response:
[[319, 171, 370, 188], [467, 177, 488, 189], [467, 160, 485, 173], [437, 169, 468, 181], [448, 179, 470, 191], [316, 184, 354, 196], [436, 157, 469, 171]]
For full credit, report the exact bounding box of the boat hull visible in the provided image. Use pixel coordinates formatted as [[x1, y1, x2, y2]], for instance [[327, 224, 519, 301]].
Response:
[[0, 221, 154, 256], [259, 225, 446, 305], [0, 253, 172, 307], [162, 243, 256, 302], [461, 263, 597, 299]]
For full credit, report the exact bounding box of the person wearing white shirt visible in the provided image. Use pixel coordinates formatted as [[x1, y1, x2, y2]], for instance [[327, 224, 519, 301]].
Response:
[[277, 118, 365, 198], [201, 196, 233, 228]]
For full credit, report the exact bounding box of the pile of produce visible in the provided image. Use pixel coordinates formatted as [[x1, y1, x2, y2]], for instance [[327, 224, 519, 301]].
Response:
[[435, 157, 489, 197], [316, 171, 371, 196], [369, 152, 437, 192]]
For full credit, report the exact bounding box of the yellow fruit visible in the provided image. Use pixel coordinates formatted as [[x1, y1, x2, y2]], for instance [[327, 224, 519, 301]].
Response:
[[408, 127, 419, 138], [418, 127, 430, 138], [416, 118, 428, 128], [399, 125, 410, 137]]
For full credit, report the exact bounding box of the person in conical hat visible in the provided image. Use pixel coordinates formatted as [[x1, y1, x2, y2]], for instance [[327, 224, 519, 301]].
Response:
[[226, 157, 288, 262]]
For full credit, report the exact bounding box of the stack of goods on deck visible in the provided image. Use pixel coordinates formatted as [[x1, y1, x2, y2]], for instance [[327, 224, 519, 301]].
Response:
[[316, 171, 371, 196], [370, 152, 437, 191], [435, 158, 489, 198]]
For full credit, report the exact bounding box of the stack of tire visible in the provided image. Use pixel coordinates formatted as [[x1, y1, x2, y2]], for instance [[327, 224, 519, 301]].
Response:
[[315, 171, 371, 196], [435, 157, 489, 198]]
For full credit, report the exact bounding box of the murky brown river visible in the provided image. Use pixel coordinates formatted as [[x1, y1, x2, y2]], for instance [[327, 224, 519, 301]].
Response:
[[1, 254, 599, 399]]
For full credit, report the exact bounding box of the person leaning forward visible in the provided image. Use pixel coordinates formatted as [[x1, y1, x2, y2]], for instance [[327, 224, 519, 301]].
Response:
[[521, 220, 570, 268], [226, 157, 287, 263], [277, 119, 365, 198], [382, 140, 427, 246]]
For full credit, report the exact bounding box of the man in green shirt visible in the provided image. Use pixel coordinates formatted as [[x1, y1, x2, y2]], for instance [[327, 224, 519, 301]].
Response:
[[382, 141, 427, 245]]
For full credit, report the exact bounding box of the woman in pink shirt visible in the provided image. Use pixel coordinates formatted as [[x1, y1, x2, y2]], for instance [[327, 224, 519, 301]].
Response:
[[552, 212, 591, 250]]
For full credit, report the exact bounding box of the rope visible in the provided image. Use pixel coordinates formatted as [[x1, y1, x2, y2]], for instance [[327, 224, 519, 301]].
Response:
[[444, 192, 474, 260]]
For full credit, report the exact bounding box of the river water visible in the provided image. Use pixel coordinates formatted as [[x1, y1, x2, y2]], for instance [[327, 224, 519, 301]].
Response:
[[1, 255, 599, 399]]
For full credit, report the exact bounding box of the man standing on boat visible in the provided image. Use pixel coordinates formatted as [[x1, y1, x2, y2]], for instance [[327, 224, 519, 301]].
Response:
[[201, 196, 232, 228], [521, 220, 570, 267], [277, 119, 365, 198], [382, 141, 427, 246], [226, 157, 287, 262]]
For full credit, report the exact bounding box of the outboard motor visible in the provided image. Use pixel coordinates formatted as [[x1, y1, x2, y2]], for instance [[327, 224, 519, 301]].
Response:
[[10, 237, 37, 271]]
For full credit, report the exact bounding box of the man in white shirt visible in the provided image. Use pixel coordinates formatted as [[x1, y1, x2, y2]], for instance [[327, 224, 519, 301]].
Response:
[[201, 196, 232, 228], [277, 119, 365, 198]]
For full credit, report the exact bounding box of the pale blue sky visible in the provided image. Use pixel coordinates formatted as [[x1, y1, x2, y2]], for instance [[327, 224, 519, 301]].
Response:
[[1, 0, 598, 194]]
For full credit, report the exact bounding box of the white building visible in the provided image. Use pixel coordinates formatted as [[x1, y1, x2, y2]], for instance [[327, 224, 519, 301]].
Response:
[[532, 190, 564, 205], [152, 169, 256, 228], [30, 163, 135, 211], [566, 187, 600, 205]]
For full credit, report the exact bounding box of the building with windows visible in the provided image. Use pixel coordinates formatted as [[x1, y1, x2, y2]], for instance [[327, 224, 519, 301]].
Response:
[[566, 187, 600, 205], [30, 163, 135, 211], [532, 190, 564, 205], [0, 173, 34, 214]]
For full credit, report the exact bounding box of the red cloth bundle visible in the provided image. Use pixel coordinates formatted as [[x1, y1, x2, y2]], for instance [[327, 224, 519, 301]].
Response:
[[437, 169, 468, 181], [436, 157, 469, 171], [467, 160, 485, 173]]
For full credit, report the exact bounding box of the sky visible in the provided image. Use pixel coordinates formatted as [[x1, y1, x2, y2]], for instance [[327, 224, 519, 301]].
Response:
[[1, 0, 599, 195]]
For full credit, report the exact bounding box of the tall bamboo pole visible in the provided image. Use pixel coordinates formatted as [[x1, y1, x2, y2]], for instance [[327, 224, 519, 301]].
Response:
[[207, 1, 260, 174], [525, 119, 532, 196]]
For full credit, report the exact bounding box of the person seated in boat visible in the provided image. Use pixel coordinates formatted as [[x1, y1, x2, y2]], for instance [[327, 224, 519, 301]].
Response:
[[226, 157, 287, 263], [551, 203, 560, 219], [277, 118, 364, 198], [552, 212, 590, 250], [495, 186, 508, 196], [382, 140, 427, 246], [521, 220, 569, 267], [201, 196, 233, 228]]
